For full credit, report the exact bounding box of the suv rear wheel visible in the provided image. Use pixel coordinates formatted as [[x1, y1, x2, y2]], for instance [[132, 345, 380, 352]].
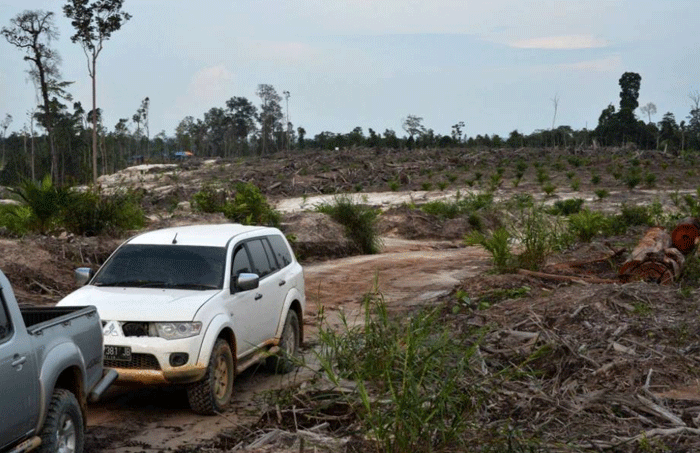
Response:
[[266, 310, 300, 374], [187, 339, 234, 414]]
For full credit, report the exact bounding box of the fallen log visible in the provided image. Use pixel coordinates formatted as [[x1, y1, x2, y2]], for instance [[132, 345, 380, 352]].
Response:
[[671, 217, 700, 255], [619, 227, 685, 284]]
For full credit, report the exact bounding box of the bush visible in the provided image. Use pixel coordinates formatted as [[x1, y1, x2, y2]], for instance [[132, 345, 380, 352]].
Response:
[[192, 185, 226, 213], [0, 204, 32, 236], [465, 227, 513, 272], [316, 289, 484, 452], [549, 198, 584, 216], [10, 176, 69, 234], [62, 189, 146, 236], [516, 206, 570, 270], [316, 195, 382, 254], [222, 182, 280, 227], [568, 209, 607, 242]]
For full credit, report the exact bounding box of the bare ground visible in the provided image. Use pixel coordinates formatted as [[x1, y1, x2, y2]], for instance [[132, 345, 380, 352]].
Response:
[[8, 146, 700, 451]]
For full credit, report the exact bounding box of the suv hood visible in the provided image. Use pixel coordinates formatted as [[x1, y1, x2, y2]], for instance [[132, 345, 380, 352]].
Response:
[[57, 286, 218, 322]]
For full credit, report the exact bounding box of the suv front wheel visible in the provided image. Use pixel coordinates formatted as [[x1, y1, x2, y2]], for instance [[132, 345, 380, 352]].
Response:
[[187, 339, 234, 414]]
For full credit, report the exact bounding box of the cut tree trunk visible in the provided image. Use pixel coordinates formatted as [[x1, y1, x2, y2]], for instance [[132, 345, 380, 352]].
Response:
[[671, 217, 700, 255], [619, 227, 684, 285]]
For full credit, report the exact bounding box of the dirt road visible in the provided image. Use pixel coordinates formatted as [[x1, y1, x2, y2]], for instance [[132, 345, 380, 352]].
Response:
[[84, 239, 490, 452]]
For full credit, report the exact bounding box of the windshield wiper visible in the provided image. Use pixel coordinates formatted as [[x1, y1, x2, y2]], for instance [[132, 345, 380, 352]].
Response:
[[162, 283, 220, 290], [95, 280, 168, 288]]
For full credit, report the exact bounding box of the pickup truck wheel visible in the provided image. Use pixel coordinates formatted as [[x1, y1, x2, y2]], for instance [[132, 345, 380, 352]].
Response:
[[187, 339, 234, 414], [266, 310, 300, 374], [39, 389, 84, 453]]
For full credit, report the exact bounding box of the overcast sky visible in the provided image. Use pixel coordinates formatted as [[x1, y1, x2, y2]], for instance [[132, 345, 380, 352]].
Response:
[[1, 0, 698, 139]]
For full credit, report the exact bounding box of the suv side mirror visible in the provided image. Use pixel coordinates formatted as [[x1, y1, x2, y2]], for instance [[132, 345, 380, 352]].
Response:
[[75, 267, 95, 286], [233, 273, 259, 293]]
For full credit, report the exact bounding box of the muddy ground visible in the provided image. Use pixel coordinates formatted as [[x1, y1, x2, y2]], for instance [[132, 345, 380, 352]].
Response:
[[8, 146, 700, 452]]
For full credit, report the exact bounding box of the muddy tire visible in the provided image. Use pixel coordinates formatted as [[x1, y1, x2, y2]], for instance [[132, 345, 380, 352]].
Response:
[[39, 389, 84, 453], [266, 310, 301, 374], [187, 339, 234, 414]]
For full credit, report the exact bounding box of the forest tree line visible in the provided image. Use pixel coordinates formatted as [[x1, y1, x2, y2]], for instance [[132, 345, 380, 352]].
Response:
[[2, 5, 700, 187]]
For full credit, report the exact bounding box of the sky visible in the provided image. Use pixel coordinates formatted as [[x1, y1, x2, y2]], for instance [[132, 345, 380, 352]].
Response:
[[0, 0, 699, 140]]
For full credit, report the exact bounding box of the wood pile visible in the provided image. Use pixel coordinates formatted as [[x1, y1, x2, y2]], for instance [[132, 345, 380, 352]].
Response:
[[619, 219, 700, 284]]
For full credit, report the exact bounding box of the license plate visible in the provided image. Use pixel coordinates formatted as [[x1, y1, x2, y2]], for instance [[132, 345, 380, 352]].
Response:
[[104, 345, 131, 362]]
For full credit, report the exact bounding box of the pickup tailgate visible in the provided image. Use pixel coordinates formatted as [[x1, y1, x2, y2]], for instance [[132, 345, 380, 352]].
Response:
[[21, 305, 105, 399]]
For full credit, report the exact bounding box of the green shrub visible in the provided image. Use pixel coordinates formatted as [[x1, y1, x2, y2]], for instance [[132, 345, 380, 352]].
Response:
[[568, 209, 607, 242], [591, 173, 601, 185], [192, 185, 225, 213], [421, 199, 461, 219], [421, 182, 432, 191], [316, 195, 382, 254], [0, 204, 32, 236], [619, 203, 653, 227], [62, 189, 146, 236], [315, 290, 484, 453], [594, 189, 609, 200], [549, 198, 584, 216], [465, 227, 513, 272], [11, 176, 69, 234], [222, 182, 280, 227], [624, 167, 642, 189], [516, 206, 570, 270], [542, 183, 556, 196]]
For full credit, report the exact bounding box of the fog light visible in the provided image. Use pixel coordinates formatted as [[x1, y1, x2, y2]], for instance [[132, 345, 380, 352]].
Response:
[[169, 353, 189, 367]]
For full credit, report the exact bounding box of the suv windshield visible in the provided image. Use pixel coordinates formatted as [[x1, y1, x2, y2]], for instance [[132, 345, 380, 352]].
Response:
[[93, 244, 226, 290]]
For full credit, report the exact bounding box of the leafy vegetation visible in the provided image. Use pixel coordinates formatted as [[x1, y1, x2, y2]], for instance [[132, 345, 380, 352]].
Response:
[[316, 195, 382, 254]]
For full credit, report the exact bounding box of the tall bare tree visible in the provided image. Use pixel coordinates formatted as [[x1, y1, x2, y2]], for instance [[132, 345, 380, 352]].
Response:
[[64, 0, 131, 183], [0, 114, 12, 169], [639, 102, 657, 124], [2, 10, 65, 181]]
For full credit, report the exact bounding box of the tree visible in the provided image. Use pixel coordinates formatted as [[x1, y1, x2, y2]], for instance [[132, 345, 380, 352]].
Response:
[[639, 102, 657, 124], [402, 115, 426, 139], [619, 72, 642, 111], [451, 122, 465, 143], [2, 10, 66, 182], [255, 84, 283, 154], [0, 114, 12, 168], [138, 97, 149, 158], [659, 112, 679, 151], [688, 91, 700, 150], [64, 0, 131, 184], [225, 96, 257, 154]]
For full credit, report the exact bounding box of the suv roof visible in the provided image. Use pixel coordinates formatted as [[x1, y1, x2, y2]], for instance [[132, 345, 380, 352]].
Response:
[[127, 224, 273, 248]]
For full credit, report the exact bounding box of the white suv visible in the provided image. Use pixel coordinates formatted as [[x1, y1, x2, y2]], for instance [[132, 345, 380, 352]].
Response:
[[57, 224, 305, 414]]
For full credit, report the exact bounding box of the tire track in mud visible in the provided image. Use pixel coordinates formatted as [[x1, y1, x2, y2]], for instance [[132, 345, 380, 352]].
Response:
[[84, 240, 491, 452]]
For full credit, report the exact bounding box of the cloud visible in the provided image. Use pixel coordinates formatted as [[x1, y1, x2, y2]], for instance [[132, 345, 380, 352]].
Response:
[[186, 65, 234, 104], [510, 35, 609, 50], [237, 39, 321, 65], [555, 56, 622, 72]]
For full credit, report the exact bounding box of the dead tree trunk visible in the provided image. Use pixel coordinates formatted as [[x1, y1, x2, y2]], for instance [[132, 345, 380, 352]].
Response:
[[619, 227, 684, 284]]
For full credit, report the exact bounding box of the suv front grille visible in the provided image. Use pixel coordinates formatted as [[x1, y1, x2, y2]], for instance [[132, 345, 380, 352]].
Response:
[[105, 353, 161, 370]]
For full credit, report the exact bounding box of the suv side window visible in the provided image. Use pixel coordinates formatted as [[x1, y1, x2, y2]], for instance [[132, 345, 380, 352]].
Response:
[[261, 238, 280, 272], [268, 235, 292, 268], [232, 245, 252, 276], [0, 294, 13, 343], [246, 239, 274, 278]]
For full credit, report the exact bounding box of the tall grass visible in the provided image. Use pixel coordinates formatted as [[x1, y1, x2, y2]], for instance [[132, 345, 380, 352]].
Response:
[[315, 286, 485, 452], [316, 195, 382, 254]]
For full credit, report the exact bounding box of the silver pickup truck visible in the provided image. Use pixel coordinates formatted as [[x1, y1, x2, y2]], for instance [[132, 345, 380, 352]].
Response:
[[0, 269, 117, 453]]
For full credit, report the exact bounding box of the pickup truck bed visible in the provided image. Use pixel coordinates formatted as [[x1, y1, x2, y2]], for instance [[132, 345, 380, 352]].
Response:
[[20, 306, 99, 331]]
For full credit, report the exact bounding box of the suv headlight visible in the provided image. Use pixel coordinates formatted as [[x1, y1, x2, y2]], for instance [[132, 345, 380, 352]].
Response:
[[155, 322, 202, 340]]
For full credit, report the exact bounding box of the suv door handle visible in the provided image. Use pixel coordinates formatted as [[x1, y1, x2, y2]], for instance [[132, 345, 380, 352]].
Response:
[[254, 293, 263, 300], [278, 280, 286, 286], [12, 355, 27, 368]]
